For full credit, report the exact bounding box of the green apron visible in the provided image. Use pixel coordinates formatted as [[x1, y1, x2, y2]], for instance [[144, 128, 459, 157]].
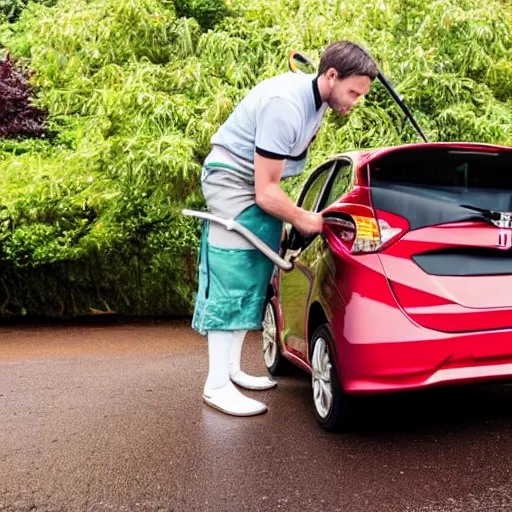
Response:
[[191, 204, 283, 335]]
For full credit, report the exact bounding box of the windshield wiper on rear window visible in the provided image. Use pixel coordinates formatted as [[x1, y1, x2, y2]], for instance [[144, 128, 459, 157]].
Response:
[[459, 204, 512, 228]]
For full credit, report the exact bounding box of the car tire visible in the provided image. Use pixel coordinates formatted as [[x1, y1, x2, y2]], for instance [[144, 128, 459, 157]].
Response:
[[262, 300, 294, 376], [310, 325, 356, 432]]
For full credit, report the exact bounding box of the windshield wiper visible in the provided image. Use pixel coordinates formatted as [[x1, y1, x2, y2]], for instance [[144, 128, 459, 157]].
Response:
[[459, 204, 512, 227], [459, 204, 501, 220]]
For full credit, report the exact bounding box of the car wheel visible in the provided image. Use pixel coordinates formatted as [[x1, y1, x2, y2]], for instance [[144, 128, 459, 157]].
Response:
[[262, 300, 294, 376], [311, 325, 355, 432]]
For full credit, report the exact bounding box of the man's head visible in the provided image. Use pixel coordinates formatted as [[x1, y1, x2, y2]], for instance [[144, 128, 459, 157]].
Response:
[[317, 41, 378, 115]]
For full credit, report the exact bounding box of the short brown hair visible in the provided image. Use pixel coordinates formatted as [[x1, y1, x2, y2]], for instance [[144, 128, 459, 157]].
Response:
[[318, 41, 378, 80]]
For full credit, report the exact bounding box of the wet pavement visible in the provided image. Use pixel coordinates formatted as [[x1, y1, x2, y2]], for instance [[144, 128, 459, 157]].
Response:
[[1, 319, 512, 511]]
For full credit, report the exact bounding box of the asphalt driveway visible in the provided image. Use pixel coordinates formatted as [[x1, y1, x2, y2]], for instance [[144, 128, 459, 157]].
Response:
[[1, 319, 512, 511]]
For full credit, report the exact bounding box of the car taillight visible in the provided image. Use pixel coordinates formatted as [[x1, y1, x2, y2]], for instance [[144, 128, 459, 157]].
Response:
[[324, 210, 407, 254]]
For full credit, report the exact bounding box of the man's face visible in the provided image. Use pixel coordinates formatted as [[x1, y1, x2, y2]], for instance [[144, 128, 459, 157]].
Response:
[[326, 71, 372, 116]]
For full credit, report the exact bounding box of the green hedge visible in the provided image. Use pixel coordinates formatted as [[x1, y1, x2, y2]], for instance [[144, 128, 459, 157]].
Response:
[[0, 0, 511, 317]]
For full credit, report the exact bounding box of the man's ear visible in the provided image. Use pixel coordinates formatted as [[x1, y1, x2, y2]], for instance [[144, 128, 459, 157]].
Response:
[[326, 67, 338, 86]]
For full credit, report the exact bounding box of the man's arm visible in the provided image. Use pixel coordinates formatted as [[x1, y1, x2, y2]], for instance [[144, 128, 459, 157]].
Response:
[[253, 97, 323, 235], [254, 153, 323, 236]]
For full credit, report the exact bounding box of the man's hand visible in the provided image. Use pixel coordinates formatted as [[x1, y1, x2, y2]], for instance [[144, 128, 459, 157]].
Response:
[[294, 210, 323, 236]]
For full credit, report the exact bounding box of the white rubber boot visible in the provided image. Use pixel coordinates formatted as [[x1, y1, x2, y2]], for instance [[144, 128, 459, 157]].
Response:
[[203, 331, 267, 416], [229, 330, 277, 391]]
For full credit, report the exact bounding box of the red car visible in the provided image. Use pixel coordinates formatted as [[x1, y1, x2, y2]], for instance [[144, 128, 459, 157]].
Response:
[[262, 142, 512, 431]]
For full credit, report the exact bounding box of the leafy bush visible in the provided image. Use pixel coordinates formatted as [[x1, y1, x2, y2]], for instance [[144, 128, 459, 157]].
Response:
[[0, 0, 56, 23], [0, 53, 47, 137], [0, 0, 511, 317], [174, 0, 233, 30]]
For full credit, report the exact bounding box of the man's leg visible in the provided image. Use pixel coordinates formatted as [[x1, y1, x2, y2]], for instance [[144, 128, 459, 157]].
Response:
[[229, 330, 277, 390], [203, 330, 268, 416]]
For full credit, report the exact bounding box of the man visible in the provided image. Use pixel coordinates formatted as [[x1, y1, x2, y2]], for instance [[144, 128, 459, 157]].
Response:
[[192, 40, 378, 416]]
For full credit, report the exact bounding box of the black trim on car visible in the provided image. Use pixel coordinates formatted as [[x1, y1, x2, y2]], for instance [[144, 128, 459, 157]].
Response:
[[413, 248, 512, 276]]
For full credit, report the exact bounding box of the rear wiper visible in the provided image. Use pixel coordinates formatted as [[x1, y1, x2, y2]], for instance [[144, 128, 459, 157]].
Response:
[[459, 204, 512, 227], [459, 204, 501, 220]]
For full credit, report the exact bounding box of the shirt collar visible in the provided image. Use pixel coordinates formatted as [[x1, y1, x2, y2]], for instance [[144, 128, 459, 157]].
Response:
[[312, 76, 322, 111]]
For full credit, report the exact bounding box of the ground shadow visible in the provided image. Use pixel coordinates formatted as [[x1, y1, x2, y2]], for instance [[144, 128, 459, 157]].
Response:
[[283, 370, 512, 436]]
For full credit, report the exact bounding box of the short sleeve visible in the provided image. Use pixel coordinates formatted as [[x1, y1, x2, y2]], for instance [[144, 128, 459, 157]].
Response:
[[255, 98, 301, 160]]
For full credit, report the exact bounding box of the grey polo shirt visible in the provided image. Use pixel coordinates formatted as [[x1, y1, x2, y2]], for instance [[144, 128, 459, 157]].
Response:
[[202, 71, 327, 248], [204, 71, 327, 181]]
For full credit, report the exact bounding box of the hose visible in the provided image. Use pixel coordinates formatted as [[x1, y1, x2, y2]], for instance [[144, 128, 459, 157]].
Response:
[[182, 209, 293, 271]]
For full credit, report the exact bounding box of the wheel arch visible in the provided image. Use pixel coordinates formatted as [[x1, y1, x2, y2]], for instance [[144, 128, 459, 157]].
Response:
[[307, 301, 328, 359]]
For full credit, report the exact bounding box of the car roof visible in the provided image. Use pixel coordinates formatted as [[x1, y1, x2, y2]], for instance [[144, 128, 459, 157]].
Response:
[[330, 142, 512, 169]]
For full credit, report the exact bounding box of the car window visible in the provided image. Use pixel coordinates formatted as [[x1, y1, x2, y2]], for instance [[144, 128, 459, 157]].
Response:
[[323, 162, 353, 208], [286, 162, 336, 252], [298, 162, 335, 212]]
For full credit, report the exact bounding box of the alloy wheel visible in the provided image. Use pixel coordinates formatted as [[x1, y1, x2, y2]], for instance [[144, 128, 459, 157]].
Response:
[[312, 336, 333, 419], [262, 302, 278, 369]]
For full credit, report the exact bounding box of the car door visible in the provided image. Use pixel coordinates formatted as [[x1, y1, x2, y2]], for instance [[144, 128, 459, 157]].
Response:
[[278, 160, 337, 358], [279, 158, 355, 360]]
